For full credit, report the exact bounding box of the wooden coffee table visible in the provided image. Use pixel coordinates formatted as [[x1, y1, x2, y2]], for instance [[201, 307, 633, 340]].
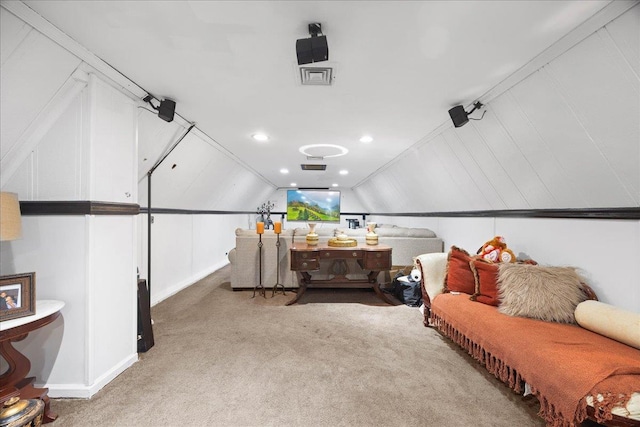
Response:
[[288, 243, 393, 305]]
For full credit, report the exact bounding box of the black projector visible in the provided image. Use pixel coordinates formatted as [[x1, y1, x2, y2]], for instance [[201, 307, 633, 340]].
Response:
[[296, 35, 328, 65]]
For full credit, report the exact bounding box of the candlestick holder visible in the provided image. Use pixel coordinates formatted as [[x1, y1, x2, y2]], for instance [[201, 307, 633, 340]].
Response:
[[252, 234, 266, 298], [272, 233, 286, 297]]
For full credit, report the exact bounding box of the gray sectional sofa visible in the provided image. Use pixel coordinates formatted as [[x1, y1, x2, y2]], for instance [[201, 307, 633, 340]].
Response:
[[228, 224, 444, 290]]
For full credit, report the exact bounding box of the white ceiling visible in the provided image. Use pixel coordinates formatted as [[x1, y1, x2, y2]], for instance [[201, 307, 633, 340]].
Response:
[[23, 0, 611, 189]]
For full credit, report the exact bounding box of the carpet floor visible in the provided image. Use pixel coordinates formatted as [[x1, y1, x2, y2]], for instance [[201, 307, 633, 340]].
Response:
[[51, 265, 544, 426]]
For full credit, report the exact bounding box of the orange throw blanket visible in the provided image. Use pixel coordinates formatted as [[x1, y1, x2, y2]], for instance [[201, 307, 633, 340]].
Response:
[[430, 293, 640, 427]]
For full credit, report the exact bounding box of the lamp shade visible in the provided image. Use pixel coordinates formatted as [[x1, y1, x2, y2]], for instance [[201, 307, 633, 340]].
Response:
[[0, 192, 22, 241]]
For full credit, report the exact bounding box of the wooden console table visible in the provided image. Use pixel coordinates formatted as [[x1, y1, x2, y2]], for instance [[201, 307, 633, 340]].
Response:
[[0, 299, 64, 423], [288, 243, 393, 305]]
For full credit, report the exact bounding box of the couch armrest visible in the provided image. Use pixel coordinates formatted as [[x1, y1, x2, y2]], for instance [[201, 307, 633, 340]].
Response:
[[415, 252, 448, 326]]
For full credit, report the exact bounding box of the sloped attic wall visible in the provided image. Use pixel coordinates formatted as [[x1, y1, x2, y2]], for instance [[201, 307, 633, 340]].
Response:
[[355, 5, 639, 212], [137, 112, 274, 211], [0, 3, 275, 397], [1, 5, 139, 398], [136, 110, 275, 304], [360, 6, 640, 313]]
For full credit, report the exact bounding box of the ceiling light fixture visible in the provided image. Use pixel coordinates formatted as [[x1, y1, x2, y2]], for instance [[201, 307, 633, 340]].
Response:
[[280, 168, 289, 174], [359, 135, 373, 143], [332, 183, 339, 187], [448, 102, 485, 128], [339, 170, 349, 175], [252, 133, 269, 142], [299, 144, 348, 158], [290, 183, 297, 187]]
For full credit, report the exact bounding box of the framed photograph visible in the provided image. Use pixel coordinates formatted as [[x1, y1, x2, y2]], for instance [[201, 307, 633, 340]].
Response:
[[0, 272, 35, 322]]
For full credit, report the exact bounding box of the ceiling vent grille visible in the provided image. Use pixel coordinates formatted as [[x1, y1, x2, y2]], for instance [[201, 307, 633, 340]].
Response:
[[299, 67, 333, 86], [301, 164, 327, 171]]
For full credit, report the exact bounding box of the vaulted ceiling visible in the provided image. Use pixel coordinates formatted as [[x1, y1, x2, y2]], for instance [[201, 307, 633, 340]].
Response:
[[21, 1, 613, 190]]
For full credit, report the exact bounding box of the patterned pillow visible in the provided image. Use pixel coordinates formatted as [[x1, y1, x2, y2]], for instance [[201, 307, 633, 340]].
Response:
[[470, 258, 500, 306], [443, 246, 476, 295], [497, 263, 588, 323]]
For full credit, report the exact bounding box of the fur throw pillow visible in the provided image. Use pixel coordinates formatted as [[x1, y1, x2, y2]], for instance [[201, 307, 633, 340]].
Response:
[[497, 264, 587, 323]]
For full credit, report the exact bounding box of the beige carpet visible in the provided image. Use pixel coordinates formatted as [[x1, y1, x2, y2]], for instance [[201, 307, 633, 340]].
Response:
[[51, 266, 544, 426]]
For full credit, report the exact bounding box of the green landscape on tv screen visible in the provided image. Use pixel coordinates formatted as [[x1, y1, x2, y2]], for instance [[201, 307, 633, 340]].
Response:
[[287, 190, 341, 222]]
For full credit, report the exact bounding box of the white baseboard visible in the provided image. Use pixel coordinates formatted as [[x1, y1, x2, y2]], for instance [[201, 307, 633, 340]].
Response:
[[151, 260, 229, 306], [44, 353, 138, 398]]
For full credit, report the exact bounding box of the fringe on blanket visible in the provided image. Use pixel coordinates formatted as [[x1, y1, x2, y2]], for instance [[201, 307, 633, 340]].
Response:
[[429, 312, 594, 427]]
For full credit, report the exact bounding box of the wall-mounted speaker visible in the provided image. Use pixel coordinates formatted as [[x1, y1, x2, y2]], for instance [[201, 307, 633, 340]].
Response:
[[158, 99, 176, 122], [448, 105, 469, 128], [296, 35, 328, 65]]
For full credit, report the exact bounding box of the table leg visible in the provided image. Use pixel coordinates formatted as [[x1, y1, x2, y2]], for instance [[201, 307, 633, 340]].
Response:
[[0, 336, 30, 396], [16, 377, 58, 423], [0, 338, 57, 423], [286, 273, 310, 305], [373, 282, 396, 305]]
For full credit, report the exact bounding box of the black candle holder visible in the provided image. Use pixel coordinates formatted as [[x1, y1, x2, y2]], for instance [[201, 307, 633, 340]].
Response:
[[272, 233, 286, 297], [252, 234, 266, 298]]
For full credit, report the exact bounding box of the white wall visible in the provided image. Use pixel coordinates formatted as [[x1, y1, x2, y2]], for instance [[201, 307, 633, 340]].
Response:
[[358, 6, 640, 314], [368, 215, 640, 313], [0, 74, 139, 395], [138, 213, 247, 305], [355, 5, 639, 212], [1, 5, 139, 397], [1, 2, 278, 398]]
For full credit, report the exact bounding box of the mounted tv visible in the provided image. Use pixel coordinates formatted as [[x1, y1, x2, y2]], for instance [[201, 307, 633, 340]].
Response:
[[287, 189, 341, 222]]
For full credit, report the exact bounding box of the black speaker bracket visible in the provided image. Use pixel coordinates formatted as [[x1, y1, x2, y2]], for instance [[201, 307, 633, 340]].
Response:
[[467, 101, 483, 115], [143, 95, 160, 111], [308, 23, 322, 37]]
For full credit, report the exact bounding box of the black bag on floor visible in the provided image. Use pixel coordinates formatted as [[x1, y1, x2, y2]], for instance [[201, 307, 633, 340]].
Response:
[[390, 273, 422, 307]]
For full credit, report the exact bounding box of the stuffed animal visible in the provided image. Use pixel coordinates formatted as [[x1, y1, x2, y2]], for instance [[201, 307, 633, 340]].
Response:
[[477, 236, 516, 263]]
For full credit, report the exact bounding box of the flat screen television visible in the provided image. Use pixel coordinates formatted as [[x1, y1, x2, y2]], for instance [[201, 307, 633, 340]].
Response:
[[286, 189, 341, 222]]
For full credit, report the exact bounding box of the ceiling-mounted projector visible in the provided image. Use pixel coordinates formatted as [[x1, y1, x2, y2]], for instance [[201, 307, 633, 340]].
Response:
[[296, 23, 328, 65]]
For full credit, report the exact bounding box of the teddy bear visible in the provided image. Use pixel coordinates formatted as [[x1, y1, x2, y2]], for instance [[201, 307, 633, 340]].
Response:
[[477, 235, 516, 263]]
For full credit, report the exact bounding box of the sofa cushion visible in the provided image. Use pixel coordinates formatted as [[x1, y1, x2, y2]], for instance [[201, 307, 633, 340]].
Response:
[[443, 246, 476, 295], [575, 300, 640, 350], [376, 227, 437, 238], [497, 264, 587, 323], [469, 258, 500, 306]]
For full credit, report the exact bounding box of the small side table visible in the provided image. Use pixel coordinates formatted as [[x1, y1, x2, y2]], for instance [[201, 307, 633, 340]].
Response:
[[0, 299, 65, 424]]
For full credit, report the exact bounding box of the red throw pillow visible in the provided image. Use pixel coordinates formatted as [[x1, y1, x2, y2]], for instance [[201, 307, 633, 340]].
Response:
[[470, 258, 500, 306], [443, 246, 476, 295]]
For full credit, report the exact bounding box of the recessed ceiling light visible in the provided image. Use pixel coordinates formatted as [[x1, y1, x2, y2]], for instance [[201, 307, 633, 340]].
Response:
[[280, 168, 289, 174], [332, 183, 339, 187], [290, 182, 297, 187], [359, 135, 373, 143], [299, 144, 348, 158], [252, 133, 269, 142], [339, 170, 349, 175]]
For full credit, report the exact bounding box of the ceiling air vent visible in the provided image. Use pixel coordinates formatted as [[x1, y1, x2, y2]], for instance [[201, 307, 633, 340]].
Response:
[[299, 67, 333, 86], [301, 164, 327, 171]]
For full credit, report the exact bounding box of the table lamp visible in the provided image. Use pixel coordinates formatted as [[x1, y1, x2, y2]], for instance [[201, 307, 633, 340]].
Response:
[[0, 192, 22, 242]]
